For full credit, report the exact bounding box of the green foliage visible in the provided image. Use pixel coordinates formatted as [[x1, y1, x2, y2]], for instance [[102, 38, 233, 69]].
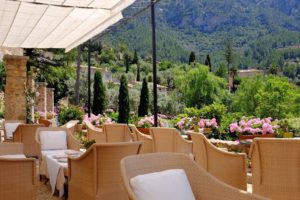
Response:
[[92, 70, 106, 115], [138, 78, 149, 117], [136, 65, 140, 82], [82, 139, 96, 149], [254, 76, 297, 119], [204, 54, 212, 72], [178, 65, 229, 108], [118, 75, 130, 123], [199, 103, 227, 123], [214, 62, 228, 79], [233, 76, 264, 115], [58, 105, 84, 125], [0, 62, 5, 91], [188, 51, 196, 64]]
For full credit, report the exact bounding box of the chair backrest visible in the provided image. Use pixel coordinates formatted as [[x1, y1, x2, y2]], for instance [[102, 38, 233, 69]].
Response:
[[3, 120, 24, 141], [85, 121, 106, 143], [36, 127, 80, 158], [120, 153, 268, 200], [13, 124, 44, 157], [250, 138, 300, 200], [61, 120, 79, 135], [150, 127, 192, 153], [128, 124, 153, 154], [69, 142, 142, 200], [103, 124, 132, 143], [0, 158, 36, 200], [0, 143, 23, 155], [189, 132, 247, 190], [38, 119, 52, 127]]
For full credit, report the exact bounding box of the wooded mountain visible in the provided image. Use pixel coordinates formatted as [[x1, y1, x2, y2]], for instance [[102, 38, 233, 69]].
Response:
[[103, 0, 300, 68]]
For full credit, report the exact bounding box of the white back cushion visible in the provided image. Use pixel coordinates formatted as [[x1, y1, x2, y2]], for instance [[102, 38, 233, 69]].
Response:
[[5, 123, 21, 139], [130, 169, 196, 200], [39, 131, 67, 150]]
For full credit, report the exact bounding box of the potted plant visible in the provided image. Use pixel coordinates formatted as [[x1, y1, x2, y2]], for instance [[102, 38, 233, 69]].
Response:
[[230, 117, 279, 140], [137, 115, 156, 135], [279, 120, 294, 138], [58, 105, 84, 131], [198, 118, 218, 134]]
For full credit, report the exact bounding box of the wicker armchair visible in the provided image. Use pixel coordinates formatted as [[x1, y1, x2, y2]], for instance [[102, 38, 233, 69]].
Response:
[[189, 132, 247, 190], [3, 120, 24, 141], [36, 127, 80, 176], [250, 138, 300, 200], [103, 124, 133, 142], [13, 124, 44, 157], [0, 157, 36, 200], [68, 142, 143, 200], [121, 153, 269, 200], [128, 124, 153, 153], [150, 127, 192, 154], [0, 142, 24, 155], [61, 120, 79, 136], [85, 121, 106, 143]]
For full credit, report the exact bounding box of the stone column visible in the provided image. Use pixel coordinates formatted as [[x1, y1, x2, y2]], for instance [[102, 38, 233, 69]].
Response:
[[35, 82, 47, 118], [46, 88, 54, 113], [4, 55, 28, 121], [27, 73, 36, 123]]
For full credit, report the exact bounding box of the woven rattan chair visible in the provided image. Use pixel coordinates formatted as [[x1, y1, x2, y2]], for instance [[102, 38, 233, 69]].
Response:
[[150, 127, 192, 154], [250, 138, 300, 200], [13, 124, 44, 157], [128, 124, 153, 153], [121, 153, 269, 200], [0, 157, 36, 200], [189, 132, 247, 190], [36, 127, 80, 176], [61, 120, 79, 136], [103, 124, 133, 142], [85, 121, 106, 143], [3, 120, 24, 141], [0, 142, 24, 155], [68, 142, 143, 200]]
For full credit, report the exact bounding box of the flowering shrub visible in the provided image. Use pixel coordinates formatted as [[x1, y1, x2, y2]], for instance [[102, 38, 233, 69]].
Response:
[[229, 117, 279, 135], [138, 116, 155, 128], [175, 117, 193, 130], [83, 113, 113, 126], [198, 118, 218, 129]]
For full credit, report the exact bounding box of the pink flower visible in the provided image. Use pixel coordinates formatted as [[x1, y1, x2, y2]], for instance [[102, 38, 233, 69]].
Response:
[[198, 119, 205, 128]]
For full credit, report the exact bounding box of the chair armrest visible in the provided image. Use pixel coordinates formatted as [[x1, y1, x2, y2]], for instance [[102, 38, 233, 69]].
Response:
[[176, 134, 193, 154], [67, 133, 80, 151], [0, 142, 24, 155]]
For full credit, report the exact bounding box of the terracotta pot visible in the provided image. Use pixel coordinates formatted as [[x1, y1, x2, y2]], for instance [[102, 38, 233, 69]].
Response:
[[137, 127, 150, 135], [238, 133, 275, 140], [204, 128, 212, 134]]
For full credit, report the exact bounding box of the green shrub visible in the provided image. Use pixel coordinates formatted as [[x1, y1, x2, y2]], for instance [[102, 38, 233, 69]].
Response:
[[199, 103, 227, 123], [184, 107, 201, 117], [58, 105, 84, 125]]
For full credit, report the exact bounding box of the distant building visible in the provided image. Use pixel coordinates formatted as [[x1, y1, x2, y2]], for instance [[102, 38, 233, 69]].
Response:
[[229, 69, 264, 89]]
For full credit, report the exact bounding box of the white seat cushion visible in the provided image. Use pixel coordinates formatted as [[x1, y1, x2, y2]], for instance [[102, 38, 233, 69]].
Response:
[[0, 154, 26, 159], [5, 123, 21, 139], [39, 131, 67, 150], [130, 169, 196, 200]]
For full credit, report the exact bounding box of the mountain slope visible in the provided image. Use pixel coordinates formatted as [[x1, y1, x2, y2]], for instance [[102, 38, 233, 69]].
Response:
[[103, 0, 300, 66]]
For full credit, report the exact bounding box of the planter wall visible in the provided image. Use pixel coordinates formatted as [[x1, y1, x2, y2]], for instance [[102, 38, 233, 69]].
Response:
[[238, 133, 275, 140]]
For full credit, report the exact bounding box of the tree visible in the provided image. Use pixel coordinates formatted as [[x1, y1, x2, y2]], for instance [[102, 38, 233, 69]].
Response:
[[118, 75, 130, 123], [92, 70, 106, 115], [136, 65, 141, 82], [124, 53, 131, 73], [138, 78, 149, 117], [224, 40, 234, 76], [214, 62, 228, 79], [204, 54, 212, 72], [188, 51, 196, 65], [132, 50, 139, 65]]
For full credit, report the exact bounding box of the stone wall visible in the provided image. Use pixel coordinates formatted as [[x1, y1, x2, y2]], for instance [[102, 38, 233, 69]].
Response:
[[35, 82, 47, 115], [46, 88, 54, 113], [4, 55, 28, 120]]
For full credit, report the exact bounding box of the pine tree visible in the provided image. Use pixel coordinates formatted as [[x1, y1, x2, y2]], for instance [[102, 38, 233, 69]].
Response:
[[132, 50, 139, 65], [189, 51, 196, 65], [118, 75, 130, 123], [224, 40, 234, 72], [138, 78, 149, 117], [136, 65, 141, 82], [205, 54, 212, 72], [92, 70, 106, 115]]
